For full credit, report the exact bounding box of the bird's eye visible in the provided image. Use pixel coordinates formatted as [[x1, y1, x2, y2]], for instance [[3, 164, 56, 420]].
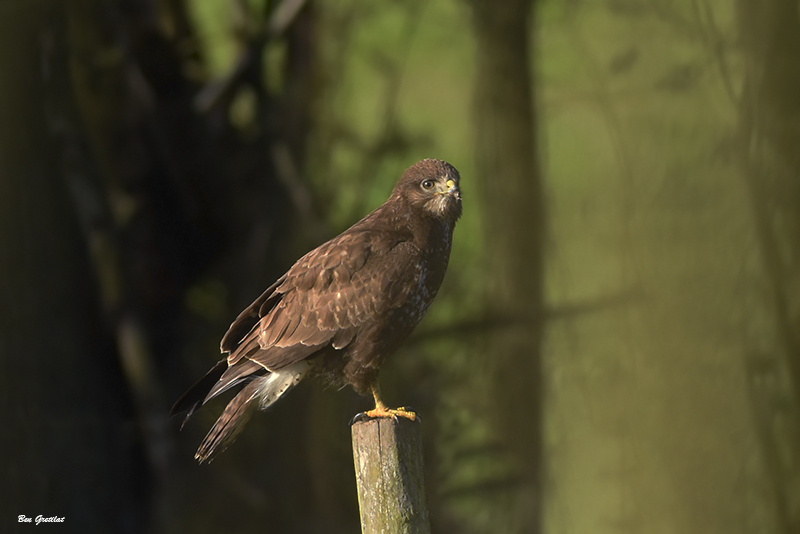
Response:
[[421, 180, 435, 190]]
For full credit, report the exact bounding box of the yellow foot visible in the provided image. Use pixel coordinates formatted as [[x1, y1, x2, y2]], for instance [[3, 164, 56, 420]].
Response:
[[364, 406, 417, 421], [350, 406, 418, 425]]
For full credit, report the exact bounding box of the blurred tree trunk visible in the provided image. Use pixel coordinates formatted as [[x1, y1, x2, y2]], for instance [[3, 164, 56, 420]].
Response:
[[738, 0, 800, 531], [64, 3, 225, 529], [470, 0, 544, 531], [0, 5, 146, 532], [2, 0, 357, 532]]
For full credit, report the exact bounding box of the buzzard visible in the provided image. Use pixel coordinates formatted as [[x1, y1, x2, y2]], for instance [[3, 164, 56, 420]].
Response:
[[172, 159, 462, 462]]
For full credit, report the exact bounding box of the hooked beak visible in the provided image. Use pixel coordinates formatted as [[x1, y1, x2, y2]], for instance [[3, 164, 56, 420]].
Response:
[[438, 178, 460, 200]]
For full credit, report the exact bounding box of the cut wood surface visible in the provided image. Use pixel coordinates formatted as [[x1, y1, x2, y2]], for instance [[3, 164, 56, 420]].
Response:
[[351, 417, 430, 534]]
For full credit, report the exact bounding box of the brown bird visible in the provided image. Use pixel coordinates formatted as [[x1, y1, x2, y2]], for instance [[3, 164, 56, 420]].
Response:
[[172, 159, 462, 462]]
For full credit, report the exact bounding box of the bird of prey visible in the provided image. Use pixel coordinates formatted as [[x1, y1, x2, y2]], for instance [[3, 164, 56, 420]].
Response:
[[172, 159, 462, 462]]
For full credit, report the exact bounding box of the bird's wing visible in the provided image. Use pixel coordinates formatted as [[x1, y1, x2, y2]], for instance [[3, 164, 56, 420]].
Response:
[[219, 275, 286, 353], [223, 228, 421, 372]]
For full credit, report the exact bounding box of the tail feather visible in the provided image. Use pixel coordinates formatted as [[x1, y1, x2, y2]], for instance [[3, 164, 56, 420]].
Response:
[[205, 359, 264, 402], [195, 379, 261, 463], [194, 361, 312, 463], [170, 359, 227, 429]]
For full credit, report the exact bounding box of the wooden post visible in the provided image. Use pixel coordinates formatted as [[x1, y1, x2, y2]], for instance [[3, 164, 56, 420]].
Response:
[[351, 417, 430, 534]]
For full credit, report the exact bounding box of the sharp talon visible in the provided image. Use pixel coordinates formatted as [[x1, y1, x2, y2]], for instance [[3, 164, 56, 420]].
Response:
[[349, 412, 370, 426], [395, 406, 419, 422]]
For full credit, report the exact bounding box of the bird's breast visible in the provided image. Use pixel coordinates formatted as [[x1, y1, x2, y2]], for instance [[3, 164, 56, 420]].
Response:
[[401, 230, 453, 327]]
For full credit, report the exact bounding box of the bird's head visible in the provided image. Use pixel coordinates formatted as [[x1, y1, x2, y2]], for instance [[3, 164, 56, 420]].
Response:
[[393, 159, 462, 224]]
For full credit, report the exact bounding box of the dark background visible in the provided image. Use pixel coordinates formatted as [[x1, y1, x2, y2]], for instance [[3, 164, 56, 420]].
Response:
[[1, 0, 799, 533]]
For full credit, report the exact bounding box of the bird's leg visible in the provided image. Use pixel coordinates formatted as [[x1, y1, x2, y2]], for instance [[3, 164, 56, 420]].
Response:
[[362, 383, 417, 421], [371, 383, 387, 412]]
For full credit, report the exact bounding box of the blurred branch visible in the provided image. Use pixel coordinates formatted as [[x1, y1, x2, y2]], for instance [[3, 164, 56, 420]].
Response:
[[272, 142, 329, 242], [409, 289, 643, 345], [691, 0, 737, 103], [345, 0, 427, 222], [649, 0, 704, 39], [194, 0, 308, 113], [567, 20, 645, 329]]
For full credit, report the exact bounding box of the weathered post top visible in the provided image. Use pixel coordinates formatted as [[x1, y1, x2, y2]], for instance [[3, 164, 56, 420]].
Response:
[[351, 417, 430, 534]]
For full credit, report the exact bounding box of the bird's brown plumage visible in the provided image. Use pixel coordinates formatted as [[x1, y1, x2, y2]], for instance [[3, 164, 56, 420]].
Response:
[[172, 159, 462, 462]]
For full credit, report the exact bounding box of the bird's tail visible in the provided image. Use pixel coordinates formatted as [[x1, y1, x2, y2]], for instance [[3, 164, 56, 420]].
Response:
[[170, 359, 228, 429], [194, 361, 311, 463]]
